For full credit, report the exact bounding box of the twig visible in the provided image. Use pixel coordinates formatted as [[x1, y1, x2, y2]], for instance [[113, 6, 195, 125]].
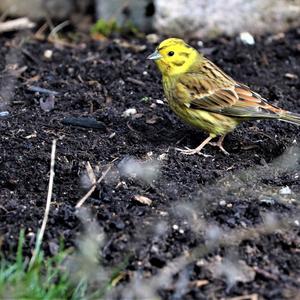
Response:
[[34, 22, 49, 40], [126, 77, 146, 86], [49, 20, 70, 39], [27, 85, 59, 95], [76, 163, 114, 208], [0, 17, 35, 33], [227, 294, 258, 300], [86, 161, 97, 186], [29, 139, 57, 269]]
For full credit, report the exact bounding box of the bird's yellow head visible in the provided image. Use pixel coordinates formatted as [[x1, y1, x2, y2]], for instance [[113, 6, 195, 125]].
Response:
[[147, 38, 198, 76]]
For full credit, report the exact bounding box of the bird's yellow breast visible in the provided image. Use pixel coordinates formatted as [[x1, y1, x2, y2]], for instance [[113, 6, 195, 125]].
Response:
[[163, 76, 238, 136]]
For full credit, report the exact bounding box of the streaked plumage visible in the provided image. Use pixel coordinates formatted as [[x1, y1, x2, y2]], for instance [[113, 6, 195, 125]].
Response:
[[147, 38, 300, 155]]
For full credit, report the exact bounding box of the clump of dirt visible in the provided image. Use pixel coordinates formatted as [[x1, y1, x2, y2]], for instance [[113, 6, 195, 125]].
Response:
[[0, 28, 299, 299]]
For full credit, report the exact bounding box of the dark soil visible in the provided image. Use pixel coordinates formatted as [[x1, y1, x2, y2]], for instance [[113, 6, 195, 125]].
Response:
[[0, 28, 300, 299]]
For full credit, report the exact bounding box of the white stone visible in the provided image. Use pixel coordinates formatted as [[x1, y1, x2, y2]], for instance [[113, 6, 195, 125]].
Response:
[[122, 108, 137, 117], [172, 224, 179, 230], [153, 0, 300, 37], [279, 186, 292, 195], [44, 50, 53, 59], [239, 32, 255, 45], [219, 200, 226, 206]]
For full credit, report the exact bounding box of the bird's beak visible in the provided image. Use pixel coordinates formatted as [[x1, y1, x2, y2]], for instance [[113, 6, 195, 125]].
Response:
[[147, 50, 162, 60]]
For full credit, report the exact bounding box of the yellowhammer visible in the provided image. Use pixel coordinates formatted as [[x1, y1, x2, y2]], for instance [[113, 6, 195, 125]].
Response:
[[147, 38, 300, 156]]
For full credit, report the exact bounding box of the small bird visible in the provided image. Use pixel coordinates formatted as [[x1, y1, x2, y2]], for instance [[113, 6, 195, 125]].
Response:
[[147, 38, 300, 156]]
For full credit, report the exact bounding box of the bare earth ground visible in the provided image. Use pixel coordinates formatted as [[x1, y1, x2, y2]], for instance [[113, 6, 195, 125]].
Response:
[[0, 28, 300, 299]]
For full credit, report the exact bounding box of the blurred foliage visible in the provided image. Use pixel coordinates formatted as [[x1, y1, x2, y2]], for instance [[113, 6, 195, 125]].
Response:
[[91, 18, 142, 38], [0, 230, 127, 300]]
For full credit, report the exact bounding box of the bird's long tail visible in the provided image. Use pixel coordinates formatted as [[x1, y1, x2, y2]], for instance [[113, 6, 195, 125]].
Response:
[[279, 111, 300, 126]]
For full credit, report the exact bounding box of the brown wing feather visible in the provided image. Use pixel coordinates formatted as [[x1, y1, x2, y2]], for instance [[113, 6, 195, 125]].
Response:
[[176, 74, 282, 118]]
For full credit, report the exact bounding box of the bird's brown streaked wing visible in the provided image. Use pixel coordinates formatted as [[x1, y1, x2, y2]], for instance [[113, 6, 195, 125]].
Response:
[[177, 76, 281, 118]]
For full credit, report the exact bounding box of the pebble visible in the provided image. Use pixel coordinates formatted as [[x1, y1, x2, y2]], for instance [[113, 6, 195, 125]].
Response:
[[197, 40, 204, 47], [279, 186, 292, 195], [0, 111, 9, 117], [219, 200, 226, 206], [156, 99, 164, 105], [284, 73, 298, 79], [172, 224, 179, 230], [146, 33, 160, 44], [158, 153, 168, 161], [44, 49, 53, 59], [260, 197, 275, 205], [122, 108, 137, 117], [239, 32, 255, 45]]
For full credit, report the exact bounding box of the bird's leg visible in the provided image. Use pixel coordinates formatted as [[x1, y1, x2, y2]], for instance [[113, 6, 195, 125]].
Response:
[[175, 135, 215, 156], [209, 135, 230, 155]]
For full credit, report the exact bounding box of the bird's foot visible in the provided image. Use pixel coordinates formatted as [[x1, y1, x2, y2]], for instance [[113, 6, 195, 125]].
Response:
[[175, 147, 212, 157], [209, 142, 230, 156]]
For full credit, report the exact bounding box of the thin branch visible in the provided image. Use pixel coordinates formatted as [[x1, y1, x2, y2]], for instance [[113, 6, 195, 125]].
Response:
[[76, 163, 114, 209], [0, 17, 35, 33], [49, 20, 70, 39], [29, 139, 57, 269]]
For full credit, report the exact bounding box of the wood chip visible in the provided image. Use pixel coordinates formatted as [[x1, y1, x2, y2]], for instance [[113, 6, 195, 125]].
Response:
[[189, 279, 209, 288], [133, 195, 152, 206], [284, 73, 298, 79]]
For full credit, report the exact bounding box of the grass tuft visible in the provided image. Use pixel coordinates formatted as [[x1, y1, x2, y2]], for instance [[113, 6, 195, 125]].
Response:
[[0, 230, 75, 300]]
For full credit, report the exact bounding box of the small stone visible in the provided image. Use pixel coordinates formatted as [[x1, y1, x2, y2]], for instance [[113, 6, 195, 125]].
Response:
[[150, 244, 159, 253], [147, 151, 153, 157], [158, 153, 168, 161], [133, 195, 152, 206], [179, 229, 185, 234], [239, 32, 255, 45], [284, 73, 298, 79], [122, 108, 137, 117], [40, 94, 55, 112], [159, 211, 168, 216], [279, 186, 292, 195], [294, 220, 299, 226], [172, 224, 179, 230], [260, 197, 275, 205], [149, 255, 166, 268], [219, 200, 226, 206], [0, 111, 9, 117], [227, 203, 233, 208], [146, 33, 160, 44], [44, 49, 53, 59], [156, 99, 164, 105], [197, 40, 204, 47]]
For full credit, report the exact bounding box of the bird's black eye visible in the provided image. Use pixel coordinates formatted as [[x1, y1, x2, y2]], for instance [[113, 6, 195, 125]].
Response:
[[168, 51, 175, 56]]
